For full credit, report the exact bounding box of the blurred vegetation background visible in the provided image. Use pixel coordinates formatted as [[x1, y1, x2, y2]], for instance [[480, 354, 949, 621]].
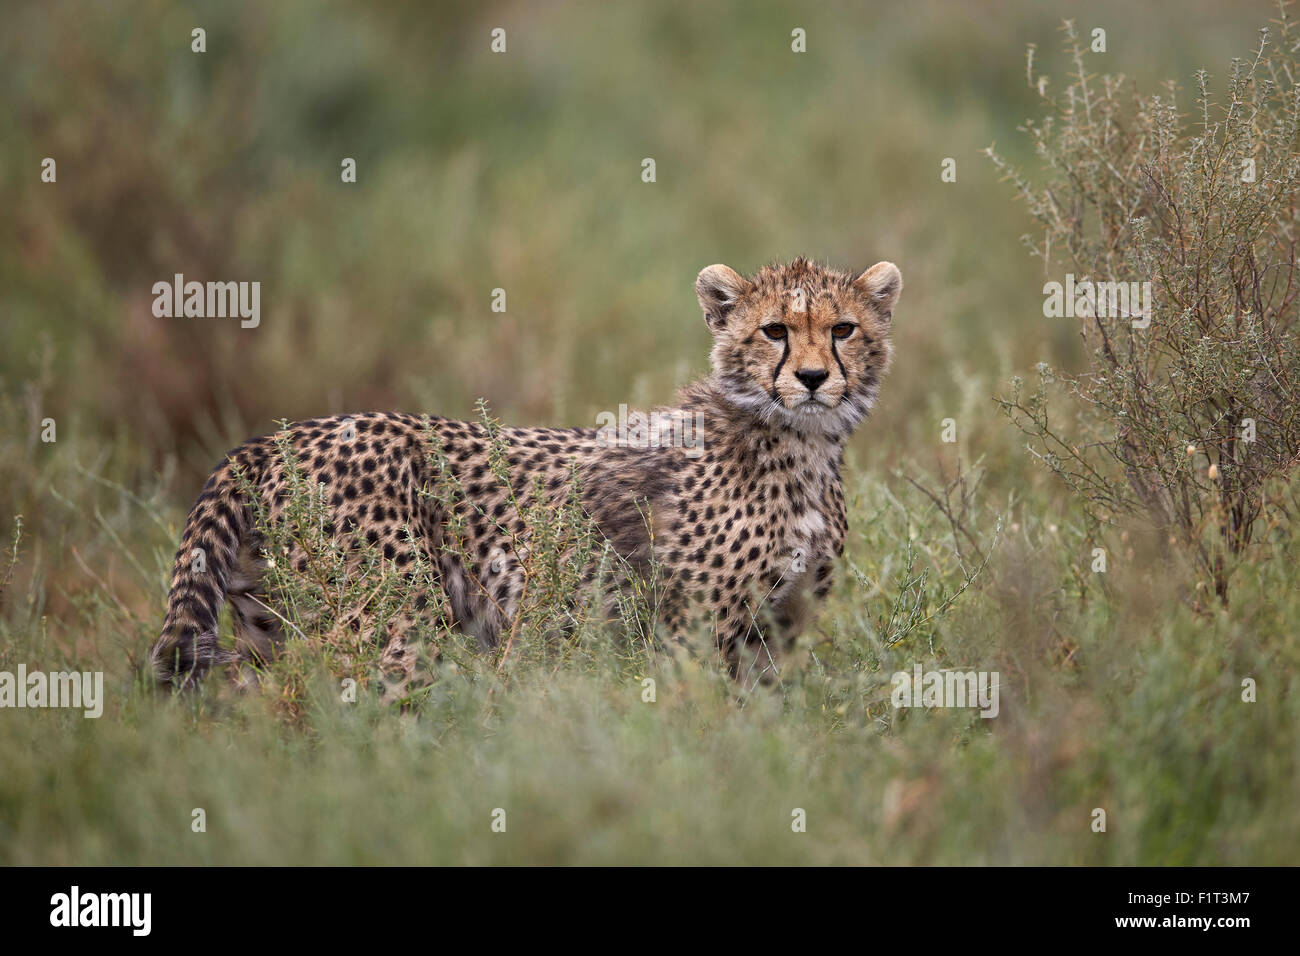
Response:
[[1, 0, 1271, 624], [1, 0, 1296, 865]]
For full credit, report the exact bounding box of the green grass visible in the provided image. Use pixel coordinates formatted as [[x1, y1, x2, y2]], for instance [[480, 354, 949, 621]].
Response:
[[2, 434, 1297, 864], [1, 0, 1296, 864]]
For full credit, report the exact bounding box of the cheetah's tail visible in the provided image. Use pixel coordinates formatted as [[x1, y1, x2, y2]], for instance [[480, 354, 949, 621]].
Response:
[[150, 465, 248, 688]]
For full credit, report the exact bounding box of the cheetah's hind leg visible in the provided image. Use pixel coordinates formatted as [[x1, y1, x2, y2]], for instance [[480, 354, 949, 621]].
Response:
[[375, 610, 444, 705], [227, 588, 287, 690]]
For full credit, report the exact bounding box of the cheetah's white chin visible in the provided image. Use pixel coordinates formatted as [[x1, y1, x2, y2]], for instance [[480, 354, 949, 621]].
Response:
[[718, 383, 868, 435], [775, 397, 866, 435]]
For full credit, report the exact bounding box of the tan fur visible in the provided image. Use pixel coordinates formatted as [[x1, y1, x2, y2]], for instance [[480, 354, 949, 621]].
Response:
[[152, 258, 901, 693]]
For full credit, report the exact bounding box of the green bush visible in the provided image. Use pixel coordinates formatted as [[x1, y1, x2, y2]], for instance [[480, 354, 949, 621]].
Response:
[[989, 9, 1300, 599]]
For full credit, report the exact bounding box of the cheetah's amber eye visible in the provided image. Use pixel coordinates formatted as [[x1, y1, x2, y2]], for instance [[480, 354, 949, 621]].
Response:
[[762, 324, 788, 341], [831, 322, 855, 340]]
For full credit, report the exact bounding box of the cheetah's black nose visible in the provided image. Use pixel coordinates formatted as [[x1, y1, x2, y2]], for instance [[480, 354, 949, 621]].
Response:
[[795, 368, 829, 392]]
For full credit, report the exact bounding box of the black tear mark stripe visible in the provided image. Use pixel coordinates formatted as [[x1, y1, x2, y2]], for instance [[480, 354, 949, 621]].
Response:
[[830, 338, 848, 382], [772, 338, 790, 398]]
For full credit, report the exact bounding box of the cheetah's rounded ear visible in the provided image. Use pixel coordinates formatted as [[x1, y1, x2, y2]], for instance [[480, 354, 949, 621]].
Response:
[[696, 264, 752, 333], [854, 261, 903, 322]]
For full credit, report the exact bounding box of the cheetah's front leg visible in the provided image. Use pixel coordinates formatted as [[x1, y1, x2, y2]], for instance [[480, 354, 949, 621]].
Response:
[[721, 558, 835, 686], [715, 591, 783, 688], [769, 557, 835, 649]]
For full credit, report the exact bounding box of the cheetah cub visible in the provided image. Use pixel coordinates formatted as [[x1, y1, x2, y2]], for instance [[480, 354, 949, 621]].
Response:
[[153, 257, 900, 692]]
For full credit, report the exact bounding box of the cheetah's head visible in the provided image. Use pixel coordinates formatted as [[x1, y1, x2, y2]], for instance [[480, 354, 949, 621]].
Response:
[[695, 257, 900, 433]]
